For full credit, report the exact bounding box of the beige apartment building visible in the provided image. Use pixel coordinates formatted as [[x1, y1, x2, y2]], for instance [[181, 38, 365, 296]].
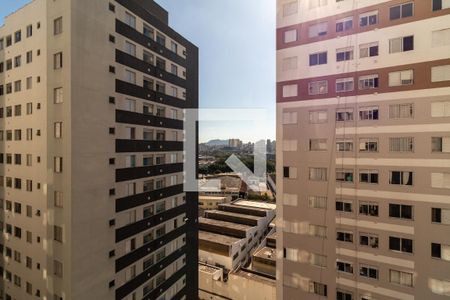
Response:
[[277, 0, 450, 299], [0, 0, 198, 299]]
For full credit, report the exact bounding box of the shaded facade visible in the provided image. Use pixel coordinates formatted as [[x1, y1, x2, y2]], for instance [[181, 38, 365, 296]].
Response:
[[0, 0, 198, 299], [276, 0, 450, 299]]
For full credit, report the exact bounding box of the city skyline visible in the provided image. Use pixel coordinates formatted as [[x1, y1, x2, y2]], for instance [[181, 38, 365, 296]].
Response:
[[155, 0, 276, 142], [1, 1, 276, 143]]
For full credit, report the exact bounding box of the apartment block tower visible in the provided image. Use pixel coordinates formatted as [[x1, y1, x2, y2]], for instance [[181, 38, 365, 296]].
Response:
[[0, 0, 198, 299], [277, 0, 450, 299]]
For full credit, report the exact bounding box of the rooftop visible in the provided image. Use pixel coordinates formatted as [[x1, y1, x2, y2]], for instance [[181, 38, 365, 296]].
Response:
[[233, 199, 276, 210], [199, 196, 228, 201], [206, 210, 262, 221], [253, 247, 276, 262], [199, 217, 252, 232], [234, 269, 276, 285], [199, 230, 242, 246], [199, 263, 222, 274]]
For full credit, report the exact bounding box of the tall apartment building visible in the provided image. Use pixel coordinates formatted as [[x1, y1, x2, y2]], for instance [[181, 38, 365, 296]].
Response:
[[277, 0, 450, 299], [0, 0, 198, 299]]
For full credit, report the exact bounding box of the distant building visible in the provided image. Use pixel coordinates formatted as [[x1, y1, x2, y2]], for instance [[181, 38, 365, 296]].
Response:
[[277, 1, 450, 299], [198, 200, 277, 300], [199, 173, 247, 200], [228, 138, 243, 148], [198, 195, 229, 210], [199, 265, 276, 300], [252, 232, 277, 277], [0, 0, 198, 299], [199, 200, 276, 271]]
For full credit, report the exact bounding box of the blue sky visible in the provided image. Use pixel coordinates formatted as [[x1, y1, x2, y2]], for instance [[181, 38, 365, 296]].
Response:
[[1, 0, 276, 143]]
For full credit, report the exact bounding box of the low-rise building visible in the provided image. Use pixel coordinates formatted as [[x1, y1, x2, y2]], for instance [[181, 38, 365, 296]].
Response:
[[198, 195, 229, 210], [199, 200, 276, 270], [199, 264, 276, 300]]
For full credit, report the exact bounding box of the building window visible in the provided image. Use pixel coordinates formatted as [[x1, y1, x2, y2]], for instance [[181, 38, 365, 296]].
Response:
[[54, 260, 63, 278], [432, 137, 450, 153], [125, 98, 136, 112], [171, 41, 178, 53], [309, 281, 327, 296], [54, 191, 63, 208], [390, 269, 413, 287], [309, 167, 328, 181], [308, 195, 327, 209], [125, 12, 136, 28], [283, 1, 298, 16], [54, 122, 62, 138], [336, 290, 353, 300], [359, 170, 379, 184], [54, 87, 63, 103], [283, 111, 297, 124], [143, 24, 154, 39], [337, 231, 353, 243], [14, 55, 21, 67], [358, 74, 379, 90], [283, 167, 297, 179], [54, 157, 63, 173], [336, 47, 353, 62], [14, 80, 22, 92], [309, 51, 327, 66], [431, 65, 450, 82], [282, 84, 298, 97], [309, 110, 328, 123], [360, 233, 379, 248], [432, 28, 450, 47], [156, 32, 166, 46], [336, 169, 353, 183], [431, 173, 450, 189], [54, 17, 63, 35], [359, 42, 378, 58], [359, 202, 379, 216], [125, 70, 136, 84], [335, 17, 353, 32], [390, 103, 414, 118], [359, 138, 378, 152], [389, 236, 413, 253], [336, 77, 354, 92], [432, 208, 450, 224], [336, 200, 352, 212], [15, 30, 21, 43], [308, 80, 328, 95], [389, 36, 414, 53], [26, 51, 32, 63], [308, 22, 328, 38], [389, 204, 413, 220], [54, 225, 63, 242], [124, 41, 136, 56], [359, 106, 378, 120], [54, 52, 63, 69], [390, 171, 413, 186], [389, 2, 413, 20], [360, 265, 379, 279], [336, 108, 353, 121], [336, 261, 353, 274], [359, 10, 378, 27], [433, 0, 450, 10], [432, 243, 450, 261], [390, 137, 414, 152], [283, 29, 298, 43], [336, 139, 353, 152], [309, 139, 327, 151]]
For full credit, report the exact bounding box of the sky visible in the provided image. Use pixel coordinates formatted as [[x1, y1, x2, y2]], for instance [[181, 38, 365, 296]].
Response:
[[0, 0, 276, 143]]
